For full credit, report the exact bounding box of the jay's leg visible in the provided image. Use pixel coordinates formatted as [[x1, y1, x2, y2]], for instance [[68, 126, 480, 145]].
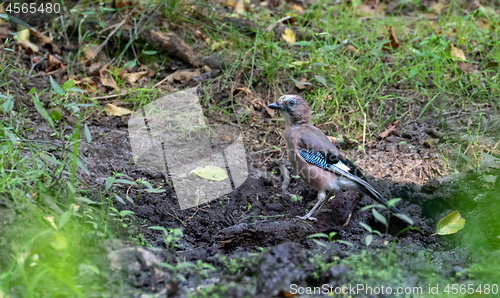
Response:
[[298, 191, 326, 222]]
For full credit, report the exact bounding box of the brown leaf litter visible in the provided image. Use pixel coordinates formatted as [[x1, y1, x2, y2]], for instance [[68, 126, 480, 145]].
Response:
[[45, 54, 65, 72], [379, 119, 399, 139], [100, 68, 120, 91], [104, 103, 133, 116], [233, 87, 275, 117], [122, 70, 149, 84], [16, 29, 38, 54], [383, 26, 399, 51], [72, 78, 97, 92]]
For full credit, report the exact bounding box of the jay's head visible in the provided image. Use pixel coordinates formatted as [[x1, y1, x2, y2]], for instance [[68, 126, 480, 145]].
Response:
[[268, 95, 311, 125]]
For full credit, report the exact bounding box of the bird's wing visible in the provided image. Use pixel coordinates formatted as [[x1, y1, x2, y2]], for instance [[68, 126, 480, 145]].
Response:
[[296, 124, 365, 179], [295, 124, 402, 214]]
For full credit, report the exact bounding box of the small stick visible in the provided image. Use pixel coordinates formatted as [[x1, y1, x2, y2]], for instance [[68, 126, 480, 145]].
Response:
[[171, 209, 187, 227], [90, 92, 129, 101], [403, 161, 422, 181], [153, 74, 172, 88], [362, 112, 367, 154], [266, 16, 292, 32]]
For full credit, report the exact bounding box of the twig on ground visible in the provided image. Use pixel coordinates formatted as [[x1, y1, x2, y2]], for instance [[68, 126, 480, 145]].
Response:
[[362, 112, 367, 154], [266, 16, 292, 32], [171, 209, 187, 227], [153, 74, 172, 88], [27, 52, 48, 78], [90, 92, 129, 101]]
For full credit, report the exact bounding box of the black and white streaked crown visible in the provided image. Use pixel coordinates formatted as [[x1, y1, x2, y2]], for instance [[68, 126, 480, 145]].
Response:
[[298, 149, 351, 172]]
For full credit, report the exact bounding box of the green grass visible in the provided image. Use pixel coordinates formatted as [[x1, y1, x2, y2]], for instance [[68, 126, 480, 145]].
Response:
[[0, 120, 112, 296], [0, 62, 134, 295], [190, 1, 500, 142]]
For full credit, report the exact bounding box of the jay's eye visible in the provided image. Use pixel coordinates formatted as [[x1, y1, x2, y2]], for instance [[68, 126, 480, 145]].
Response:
[[289, 99, 296, 106]]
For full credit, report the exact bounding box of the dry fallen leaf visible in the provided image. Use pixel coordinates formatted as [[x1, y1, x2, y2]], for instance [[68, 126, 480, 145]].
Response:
[[233, 87, 253, 95], [44, 216, 58, 229], [476, 19, 489, 31], [356, 3, 385, 17], [139, 64, 156, 77], [81, 44, 107, 65], [46, 54, 64, 72], [73, 78, 97, 92], [282, 29, 296, 46], [100, 69, 120, 91], [30, 29, 52, 49], [430, 2, 446, 14], [116, 0, 134, 9], [194, 30, 210, 42], [233, 87, 275, 117], [262, 104, 275, 117], [122, 70, 148, 84], [226, 0, 236, 9], [105, 103, 133, 116], [88, 62, 104, 77], [234, 0, 246, 14], [295, 78, 309, 90], [0, 5, 4, 26], [457, 61, 478, 75], [379, 119, 399, 139], [0, 26, 11, 40], [211, 40, 231, 51], [425, 13, 438, 21], [345, 44, 361, 57], [282, 291, 297, 298], [450, 44, 466, 61], [327, 136, 337, 144], [290, 4, 305, 14], [383, 26, 399, 50], [165, 69, 202, 84], [16, 29, 39, 53]]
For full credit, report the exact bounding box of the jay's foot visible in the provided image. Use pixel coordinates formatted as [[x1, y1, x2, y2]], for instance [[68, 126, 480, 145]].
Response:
[[297, 215, 318, 222]]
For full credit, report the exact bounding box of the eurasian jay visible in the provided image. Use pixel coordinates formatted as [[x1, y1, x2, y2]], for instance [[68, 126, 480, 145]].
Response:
[[268, 95, 401, 221]]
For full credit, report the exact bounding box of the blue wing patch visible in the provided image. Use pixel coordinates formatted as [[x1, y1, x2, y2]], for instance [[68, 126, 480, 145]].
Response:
[[298, 149, 351, 172]]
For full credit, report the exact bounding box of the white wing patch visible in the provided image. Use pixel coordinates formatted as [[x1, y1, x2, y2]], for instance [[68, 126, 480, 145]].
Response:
[[334, 160, 351, 172]]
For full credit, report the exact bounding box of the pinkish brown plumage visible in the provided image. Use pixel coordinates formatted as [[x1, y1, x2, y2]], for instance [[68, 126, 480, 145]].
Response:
[[268, 95, 402, 222]]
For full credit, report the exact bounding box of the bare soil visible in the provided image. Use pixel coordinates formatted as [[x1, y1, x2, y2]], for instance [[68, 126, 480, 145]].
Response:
[[18, 96, 486, 296]]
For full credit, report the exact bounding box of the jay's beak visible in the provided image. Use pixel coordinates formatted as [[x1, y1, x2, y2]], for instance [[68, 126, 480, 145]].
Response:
[[268, 102, 284, 110]]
